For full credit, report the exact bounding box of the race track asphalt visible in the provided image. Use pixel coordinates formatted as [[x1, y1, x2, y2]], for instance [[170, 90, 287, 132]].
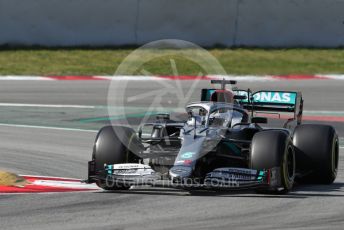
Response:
[[0, 79, 343, 230]]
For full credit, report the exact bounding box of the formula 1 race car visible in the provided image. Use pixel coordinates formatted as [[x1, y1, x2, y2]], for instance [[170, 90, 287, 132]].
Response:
[[86, 79, 339, 194]]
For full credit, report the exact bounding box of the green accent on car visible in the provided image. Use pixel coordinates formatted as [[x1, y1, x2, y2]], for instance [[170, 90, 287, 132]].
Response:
[[181, 152, 195, 159], [201, 89, 216, 101], [224, 142, 241, 155], [257, 171, 265, 181], [234, 90, 298, 105], [106, 165, 113, 175]]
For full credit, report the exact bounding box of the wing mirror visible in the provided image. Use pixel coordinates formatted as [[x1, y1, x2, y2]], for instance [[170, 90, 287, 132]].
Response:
[[251, 117, 268, 124]]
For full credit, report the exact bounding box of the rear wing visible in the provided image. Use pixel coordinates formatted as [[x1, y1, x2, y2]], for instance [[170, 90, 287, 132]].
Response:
[[233, 90, 303, 124]]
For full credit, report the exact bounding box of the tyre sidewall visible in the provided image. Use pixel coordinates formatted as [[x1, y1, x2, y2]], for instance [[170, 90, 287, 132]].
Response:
[[250, 130, 295, 193]]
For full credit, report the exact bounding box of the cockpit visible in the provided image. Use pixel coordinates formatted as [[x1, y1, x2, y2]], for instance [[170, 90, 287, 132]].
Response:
[[186, 103, 247, 129]]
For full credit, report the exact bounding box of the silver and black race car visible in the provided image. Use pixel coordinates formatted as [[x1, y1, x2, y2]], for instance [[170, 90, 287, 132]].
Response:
[[86, 79, 339, 194]]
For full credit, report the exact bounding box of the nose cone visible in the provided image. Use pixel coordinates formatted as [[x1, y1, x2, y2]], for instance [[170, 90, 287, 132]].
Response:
[[169, 135, 206, 181]]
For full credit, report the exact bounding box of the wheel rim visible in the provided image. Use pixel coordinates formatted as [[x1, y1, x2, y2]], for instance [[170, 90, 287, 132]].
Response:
[[332, 138, 339, 175], [286, 145, 295, 181]]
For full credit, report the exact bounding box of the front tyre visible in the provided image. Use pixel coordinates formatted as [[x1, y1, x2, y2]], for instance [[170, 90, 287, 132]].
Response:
[[250, 130, 296, 194], [92, 126, 142, 190]]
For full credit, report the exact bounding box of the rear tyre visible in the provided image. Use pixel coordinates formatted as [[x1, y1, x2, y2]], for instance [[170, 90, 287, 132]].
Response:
[[92, 126, 142, 190], [250, 130, 295, 194], [293, 124, 339, 184]]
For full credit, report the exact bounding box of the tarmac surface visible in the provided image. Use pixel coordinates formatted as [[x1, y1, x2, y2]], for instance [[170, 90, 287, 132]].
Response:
[[0, 79, 343, 230]]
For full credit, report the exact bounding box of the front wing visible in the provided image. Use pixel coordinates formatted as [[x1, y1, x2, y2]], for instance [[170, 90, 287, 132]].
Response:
[[87, 161, 282, 190]]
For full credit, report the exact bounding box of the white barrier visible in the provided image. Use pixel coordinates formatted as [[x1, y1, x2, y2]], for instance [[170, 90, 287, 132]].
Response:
[[235, 0, 344, 47], [0, 0, 343, 47], [0, 0, 138, 46], [136, 0, 237, 46]]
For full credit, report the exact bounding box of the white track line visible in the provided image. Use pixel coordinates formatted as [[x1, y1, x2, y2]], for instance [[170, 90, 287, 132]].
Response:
[[2, 75, 343, 81], [21, 174, 82, 181], [0, 75, 343, 81], [304, 110, 344, 115], [0, 76, 53, 80], [0, 190, 99, 195], [31, 180, 99, 190], [0, 103, 96, 109], [98, 76, 163, 81], [318, 75, 344, 80], [103, 75, 277, 81], [1, 103, 344, 116], [210, 75, 276, 81], [0, 123, 97, 133]]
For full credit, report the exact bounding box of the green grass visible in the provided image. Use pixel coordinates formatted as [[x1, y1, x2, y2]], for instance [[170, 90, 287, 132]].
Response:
[[1, 48, 344, 75]]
